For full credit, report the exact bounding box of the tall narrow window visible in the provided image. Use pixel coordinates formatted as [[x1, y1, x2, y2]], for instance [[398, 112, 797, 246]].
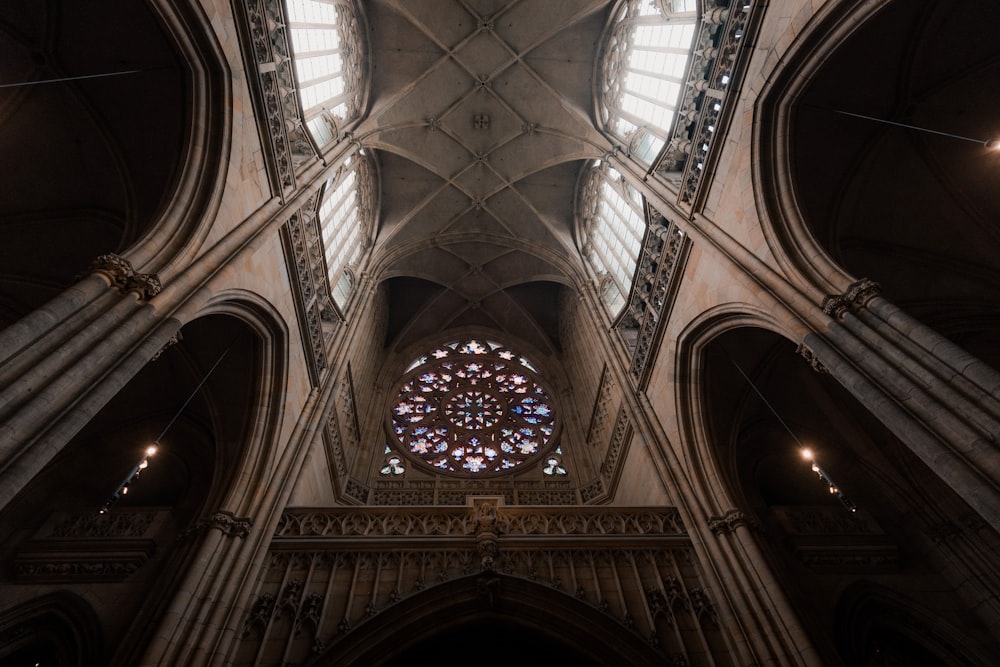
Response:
[[285, 0, 365, 147], [600, 0, 697, 164], [579, 161, 646, 315], [318, 150, 375, 309]]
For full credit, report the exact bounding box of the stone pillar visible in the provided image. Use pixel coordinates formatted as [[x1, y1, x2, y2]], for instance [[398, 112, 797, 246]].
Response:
[[805, 279, 1000, 533], [706, 510, 825, 667]]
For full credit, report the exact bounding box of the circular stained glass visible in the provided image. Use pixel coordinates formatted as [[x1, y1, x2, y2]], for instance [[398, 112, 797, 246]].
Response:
[[389, 339, 559, 476]]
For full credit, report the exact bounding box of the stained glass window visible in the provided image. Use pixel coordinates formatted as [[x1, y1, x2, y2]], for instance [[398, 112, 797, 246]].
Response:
[[579, 160, 646, 315], [285, 0, 365, 147], [318, 149, 375, 309], [600, 0, 697, 164], [389, 339, 559, 476]]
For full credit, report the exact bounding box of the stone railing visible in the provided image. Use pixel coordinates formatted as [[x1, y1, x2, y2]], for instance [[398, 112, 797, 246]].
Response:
[[281, 195, 340, 383], [615, 209, 690, 388]]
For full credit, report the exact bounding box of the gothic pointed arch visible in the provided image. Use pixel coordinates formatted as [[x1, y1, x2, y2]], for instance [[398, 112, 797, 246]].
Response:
[[308, 574, 665, 667], [675, 312, 1000, 663], [0, 0, 230, 328], [755, 0, 1000, 368], [0, 592, 103, 666], [0, 301, 287, 664]]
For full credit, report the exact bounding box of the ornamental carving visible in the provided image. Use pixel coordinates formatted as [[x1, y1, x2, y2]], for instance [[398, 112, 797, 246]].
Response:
[[88, 253, 161, 302], [653, 0, 757, 208], [249, 504, 712, 664], [822, 278, 882, 320], [616, 208, 690, 387], [796, 343, 829, 374], [707, 509, 754, 535], [51, 510, 156, 538], [282, 193, 340, 383], [201, 511, 253, 538], [275, 507, 685, 540]]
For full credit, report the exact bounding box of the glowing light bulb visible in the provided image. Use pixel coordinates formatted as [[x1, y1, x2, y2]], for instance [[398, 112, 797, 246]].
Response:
[[985, 138, 1000, 150], [800, 448, 814, 461], [146, 444, 159, 457]]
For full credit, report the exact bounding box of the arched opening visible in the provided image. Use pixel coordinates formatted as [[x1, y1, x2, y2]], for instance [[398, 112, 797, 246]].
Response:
[[310, 574, 663, 667], [694, 324, 1000, 664], [835, 583, 994, 667], [759, 0, 1000, 368], [0, 0, 228, 329], [0, 313, 265, 664], [0, 593, 103, 666]]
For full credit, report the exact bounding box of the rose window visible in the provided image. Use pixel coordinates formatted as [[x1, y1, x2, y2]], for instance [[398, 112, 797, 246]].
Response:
[[389, 339, 559, 476]]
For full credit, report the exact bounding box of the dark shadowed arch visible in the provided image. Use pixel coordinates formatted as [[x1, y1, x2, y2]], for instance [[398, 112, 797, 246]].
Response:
[[309, 574, 664, 667]]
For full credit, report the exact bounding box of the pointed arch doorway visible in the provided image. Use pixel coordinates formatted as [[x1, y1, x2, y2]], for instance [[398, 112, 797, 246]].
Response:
[[308, 574, 664, 667]]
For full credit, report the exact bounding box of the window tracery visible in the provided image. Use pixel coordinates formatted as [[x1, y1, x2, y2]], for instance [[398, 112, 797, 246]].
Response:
[[579, 161, 646, 315], [599, 0, 698, 164], [318, 150, 375, 310], [389, 340, 559, 476], [285, 0, 366, 147]]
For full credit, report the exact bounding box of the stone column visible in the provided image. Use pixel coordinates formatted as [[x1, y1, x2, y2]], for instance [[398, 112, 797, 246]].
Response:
[[805, 279, 1000, 533]]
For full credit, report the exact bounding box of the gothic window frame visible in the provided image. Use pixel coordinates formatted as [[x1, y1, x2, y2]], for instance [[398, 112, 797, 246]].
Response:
[[578, 160, 647, 316], [317, 148, 377, 312], [387, 339, 561, 478], [597, 0, 699, 165], [284, 0, 369, 149]]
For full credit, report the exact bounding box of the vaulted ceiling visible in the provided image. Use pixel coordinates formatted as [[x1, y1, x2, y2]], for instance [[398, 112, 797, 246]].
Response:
[[357, 0, 614, 357]]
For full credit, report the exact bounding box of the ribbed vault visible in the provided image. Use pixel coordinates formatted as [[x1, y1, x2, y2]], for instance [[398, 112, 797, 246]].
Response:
[[359, 0, 613, 353]]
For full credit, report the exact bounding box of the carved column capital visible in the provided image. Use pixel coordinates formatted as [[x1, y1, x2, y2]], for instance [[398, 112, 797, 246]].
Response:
[[708, 509, 754, 536], [89, 253, 134, 290], [823, 278, 881, 320], [87, 253, 162, 302], [204, 511, 253, 538], [125, 273, 163, 301], [796, 344, 828, 374], [151, 332, 183, 361]]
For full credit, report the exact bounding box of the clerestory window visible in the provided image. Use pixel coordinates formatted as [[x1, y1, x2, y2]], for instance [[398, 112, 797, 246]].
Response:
[[318, 149, 375, 309], [579, 161, 646, 315], [285, 0, 365, 147], [389, 339, 559, 477], [599, 0, 698, 164]]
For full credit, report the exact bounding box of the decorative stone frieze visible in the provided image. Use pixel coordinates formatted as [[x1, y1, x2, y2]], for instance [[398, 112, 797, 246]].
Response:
[[246, 504, 710, 664], [51, 510, 156, 538]]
